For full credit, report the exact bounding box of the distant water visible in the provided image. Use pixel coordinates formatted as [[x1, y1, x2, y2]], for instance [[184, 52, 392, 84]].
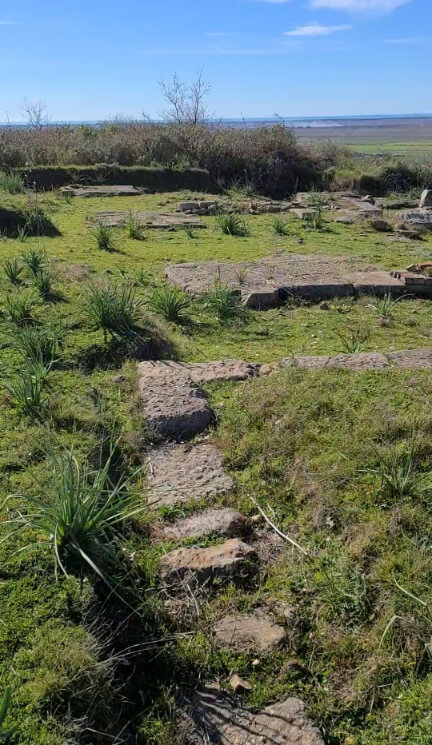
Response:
[[1, 114, 432, 130]]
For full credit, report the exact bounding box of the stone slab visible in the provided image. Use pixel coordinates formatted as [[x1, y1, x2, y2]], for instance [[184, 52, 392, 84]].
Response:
[[160, 508, 245, 541], [92, 211, 205, 229], [213, 614, 286, 653], [387, 348, 432, 369], [352, 271, 405, 296], [399, 208, 432, 229], [137, 361, 212, 438], [61, 185, 146, 198], [147, 443, 235, 508], [160, 538, 257, 586], [188, 686, 324, 745]]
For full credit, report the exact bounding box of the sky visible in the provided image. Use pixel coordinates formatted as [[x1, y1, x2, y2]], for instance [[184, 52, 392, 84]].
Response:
[[0, 0, 430, 121]]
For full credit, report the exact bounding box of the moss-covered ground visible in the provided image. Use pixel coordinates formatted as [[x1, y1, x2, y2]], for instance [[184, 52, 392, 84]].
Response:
[[0, 187, 432, 744]]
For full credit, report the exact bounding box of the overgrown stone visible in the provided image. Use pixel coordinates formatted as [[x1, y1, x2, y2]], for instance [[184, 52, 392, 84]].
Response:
[[91, 210, 205, 229], [213, 613, 286, 653], [419, 189, 432, 208], [160, 538, 257, 586], [61, 185, 147, 197], [159, 508, 245, 541], [187, 686, 324, 745], [147, 443, 235, 508]]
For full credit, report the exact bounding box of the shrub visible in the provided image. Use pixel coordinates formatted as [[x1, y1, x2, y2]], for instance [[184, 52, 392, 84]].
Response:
[[149, 285, 190, 323], [2, 291, 38, 326], [1, 257, 23, 286], [83, 282, 144, 341], [204, 282, 245, 324], [21, 247, 48, 277], [0, 170, 24, 194], [217, 213, 250, 237], [90, 223, 116, 251], [4, 447, 143, 588]]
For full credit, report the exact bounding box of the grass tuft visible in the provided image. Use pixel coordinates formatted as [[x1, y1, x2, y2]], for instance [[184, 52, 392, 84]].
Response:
[[0, 171, 25, 194], [217, 213, 250, 237], [83, 282, 144, 341], [149, 285, 190, 323], [2, 257, 24, 286], [204, 281, 246, 324], [91, 223, 117, 252]]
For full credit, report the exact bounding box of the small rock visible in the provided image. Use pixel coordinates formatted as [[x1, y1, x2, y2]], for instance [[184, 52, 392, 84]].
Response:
[[229, 674, 252, 694], [160, 538, 257, 587], [369, 219, 392, 232], [319, 302, 329, 310], [213, 613, 286, 653], [159, 508, 245, 541], [112, 375, 126, 384]]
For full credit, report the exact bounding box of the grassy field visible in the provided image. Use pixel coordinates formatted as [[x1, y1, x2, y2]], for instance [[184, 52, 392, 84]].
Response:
[[1, 187, 432, 744]]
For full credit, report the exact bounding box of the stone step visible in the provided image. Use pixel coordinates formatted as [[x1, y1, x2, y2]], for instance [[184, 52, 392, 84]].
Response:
[[281, 348, 432, 371], [212, 613, 286, 653], [147, 442, 235, 508], [158, 508, 245, 541], [160, 538, 257, 586], [187, 686, 324, 745]]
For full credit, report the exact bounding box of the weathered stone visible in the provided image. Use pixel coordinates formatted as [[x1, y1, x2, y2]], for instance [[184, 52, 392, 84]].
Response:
[[242, 288, 280, 309], [139, 359, 259, 386], [283, 352, 389, 371], [147, 443, 235, 508], [160, 508, 245, 541], [178, 200, 217, 214], [188, 686, 324, 745], [381, 198, 417, 210], [92, 211, 205, 230], [213, 614, 286, 653], [160, 538, 257, 586], [387, 348, 432, 369], [290, 208, 316, 220], [399, 209, 432, 230], [137, 361, 212, 438], [61, 185, 146, 198], [229, 675, 252, 693], [353, 270, 405, 296], [419, 189, 432, 208], [361, 195, 375, 204], [369, 219, 392, 232]]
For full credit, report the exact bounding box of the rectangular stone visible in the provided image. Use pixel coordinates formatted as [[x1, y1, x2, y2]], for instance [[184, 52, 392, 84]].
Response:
[[387, 349, 432, 369]]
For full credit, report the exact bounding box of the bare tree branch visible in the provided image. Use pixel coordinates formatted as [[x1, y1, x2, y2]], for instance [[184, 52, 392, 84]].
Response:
[[159, 72, 211, 125], [22, 98, 49, 129]]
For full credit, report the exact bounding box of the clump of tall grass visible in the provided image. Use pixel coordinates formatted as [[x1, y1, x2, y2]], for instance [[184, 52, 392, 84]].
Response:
[[364, 442, 431, 501], [125, 214, 145, 241], [336, 327, 369, 354], [3, 447, 143, 592], [31, 268, 64, 302], [21, 247, 47, 277], [272, 216, 290, 236], [226, 180, 255, 199], [204, 282, 246, 324], [0, 170, 24, 194], [1, 363, 50, 419], [149, 285, 190, 323], [217, 213, 250, 237], [14, 324, 62, 365], [90, 224, 116, 252], [1, 257, 24, 286], [22, 200, 52, 236], [83, 282, 144, 341], [2, 291, 38, 326]]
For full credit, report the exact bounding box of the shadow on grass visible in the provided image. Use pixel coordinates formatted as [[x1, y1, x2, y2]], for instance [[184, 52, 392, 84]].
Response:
[[0, 206, 61, 237]]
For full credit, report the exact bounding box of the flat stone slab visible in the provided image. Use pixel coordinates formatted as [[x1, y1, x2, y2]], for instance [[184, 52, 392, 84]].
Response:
[[160, 538, 257, 586], [399, 208, 432, 229], [91, 211, 205, 229], [387, 348, 432, 368], [140, 359, 260, 385], [281, 349, 432, 372], [213, 614, 286, 653], [165, 254, 422, 306], [160, 508, 245, 541], [137, 362, 212, 439], [188, 686, 324, 745], [61, 185, 146, 197], [147, 443, 235, 508]]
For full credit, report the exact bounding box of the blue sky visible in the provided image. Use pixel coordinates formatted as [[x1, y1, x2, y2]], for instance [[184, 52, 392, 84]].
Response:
[[0, 0, 429, 120]]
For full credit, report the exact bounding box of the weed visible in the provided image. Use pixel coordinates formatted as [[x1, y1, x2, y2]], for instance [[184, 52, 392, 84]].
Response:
[[14, 324, 61, 365], [1, 364, 49, 419], [336, 327, 369, 354], [16, 225, 28, 243], [217, 213, 250, 237], [125, 214, 145, 241], [2, 257, 23, 286], [84, 282, 144, 341], [23, 199, 52, 236], [368, 293, 404, 324], [234, 267, 248, 286], [204, 282, 246, 324], [4, 447, 143, 589], [21, 247, 47, 277], [226, 180, 255, 199], [149, 285, 190, 323], [91, 223, 116, 252], [2, 292, 38, 326], [0, 170, 24, 194], [31, 269, 64, 302], [272, 216, 290, 236], [364, 443, 430, 501], [182, 225, 196, 239], [304, 192, 329, 230]]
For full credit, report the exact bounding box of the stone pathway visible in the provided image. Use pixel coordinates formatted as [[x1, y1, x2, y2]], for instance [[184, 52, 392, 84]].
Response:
[[91, 210, 205, 230]]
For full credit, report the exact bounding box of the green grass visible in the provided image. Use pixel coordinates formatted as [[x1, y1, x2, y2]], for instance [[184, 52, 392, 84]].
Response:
[[0, 185, 431, 744]]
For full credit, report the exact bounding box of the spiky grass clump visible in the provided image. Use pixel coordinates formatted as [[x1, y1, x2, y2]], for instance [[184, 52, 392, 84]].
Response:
[[149, 286, 189, 323], [336, 327, 370, 354], [272, 216, 290, 236], [1, 363, 49, 419], [31, 269, 63, 302], [83, 282, 144, 341], [4, 448, 143, 589], [2, 292, 38, 326], [2, 257, 24, 286], [21, 247, 48, 277], [0, 171, 25, 194], [204, 282, 246, 324], [217, 213, 250, 237], [14, 324, 61, 366], [125, 215, 145, 241], [91, 224, 116, 252]]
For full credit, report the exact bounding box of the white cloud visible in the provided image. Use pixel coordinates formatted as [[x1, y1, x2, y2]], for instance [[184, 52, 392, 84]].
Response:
[[285, 22, 352, 36], [383, 36, 421, 44], [311, 0, 410, 12]]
